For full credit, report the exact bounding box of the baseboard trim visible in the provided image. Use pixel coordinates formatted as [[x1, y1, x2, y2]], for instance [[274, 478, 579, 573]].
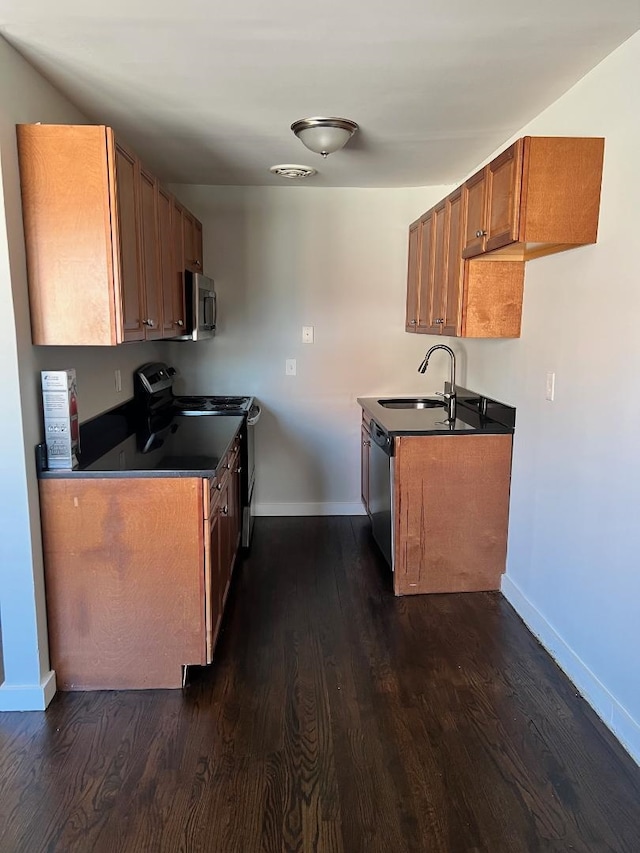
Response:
[[0, 669, 57, 711], [255, 502, 366, 517], [501, 575, 640, 766]]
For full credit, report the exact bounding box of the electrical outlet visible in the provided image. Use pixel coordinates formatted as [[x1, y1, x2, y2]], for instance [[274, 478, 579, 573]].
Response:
[[285, 359, 297, 376], [302, 325, 314, 344], [114, 369, 122, 393], [545, 371, 556, 402]]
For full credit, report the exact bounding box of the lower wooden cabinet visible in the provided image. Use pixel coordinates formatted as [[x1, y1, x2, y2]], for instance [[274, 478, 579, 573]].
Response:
[[361, 420, 371, 514], [392, 433, 513, 595], [39, 443, 243, 689]]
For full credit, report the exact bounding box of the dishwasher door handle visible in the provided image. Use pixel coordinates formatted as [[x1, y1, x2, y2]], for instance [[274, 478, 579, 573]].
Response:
[[370, 420, 394, 456]]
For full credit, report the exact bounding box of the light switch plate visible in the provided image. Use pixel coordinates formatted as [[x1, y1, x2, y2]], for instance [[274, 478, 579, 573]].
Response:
[[546, 371, 555, 402], [285, 359, 297, 376], [302, 326, 314, 344]]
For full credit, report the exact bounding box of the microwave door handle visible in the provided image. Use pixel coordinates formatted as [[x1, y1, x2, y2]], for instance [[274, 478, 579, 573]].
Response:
[[204, 293, 216, 328]]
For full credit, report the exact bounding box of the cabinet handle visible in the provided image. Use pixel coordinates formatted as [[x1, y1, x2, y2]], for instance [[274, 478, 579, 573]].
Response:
[[475, 229, 487, 238], [143, 318, 154, 327], [175, 320, 184, 327]]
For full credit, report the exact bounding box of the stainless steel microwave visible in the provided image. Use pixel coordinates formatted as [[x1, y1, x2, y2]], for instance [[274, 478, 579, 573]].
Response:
[[173, 271, 216, 341]]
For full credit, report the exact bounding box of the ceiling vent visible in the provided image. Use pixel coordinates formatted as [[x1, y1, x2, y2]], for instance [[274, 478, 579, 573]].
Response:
[[270, 164, 317, 179]]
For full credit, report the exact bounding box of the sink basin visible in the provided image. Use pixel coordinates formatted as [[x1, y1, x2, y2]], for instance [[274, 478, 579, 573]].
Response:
[[378, 397, 442, 409]]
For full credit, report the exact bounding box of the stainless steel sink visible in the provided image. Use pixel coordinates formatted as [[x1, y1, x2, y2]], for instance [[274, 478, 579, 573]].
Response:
[[377, 397, 442, 409]]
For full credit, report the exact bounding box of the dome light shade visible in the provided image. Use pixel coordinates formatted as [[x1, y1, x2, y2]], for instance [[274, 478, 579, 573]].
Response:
[[291, 117, 359, 157]]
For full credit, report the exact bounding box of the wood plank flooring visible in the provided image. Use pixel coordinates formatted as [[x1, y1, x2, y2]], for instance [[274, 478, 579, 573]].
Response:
[[1, 516, 639, 852]]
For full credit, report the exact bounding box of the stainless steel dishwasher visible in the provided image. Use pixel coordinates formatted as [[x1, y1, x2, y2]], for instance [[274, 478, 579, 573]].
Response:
[[368, 419, 394, 568]]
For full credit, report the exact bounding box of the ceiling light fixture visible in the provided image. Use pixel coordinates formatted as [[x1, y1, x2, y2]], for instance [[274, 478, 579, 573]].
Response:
[[270, 164, 317, 179], [291, 117, 359, 158]]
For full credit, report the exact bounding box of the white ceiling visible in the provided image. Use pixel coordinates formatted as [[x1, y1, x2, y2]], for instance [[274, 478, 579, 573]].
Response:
[[1, 1, 639, 187]]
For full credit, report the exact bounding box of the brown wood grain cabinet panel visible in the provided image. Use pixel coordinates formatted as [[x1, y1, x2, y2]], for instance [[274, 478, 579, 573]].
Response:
[[416, 210, 434, 331], [393, 434, 512, 596], [172, 199, 187, 329], [158, 185, 177, 335], [139, 168, 163, 339], [442, 187, 464, 336], [17, 124, 119, 345], [518, 136, 604, 246], [405, 220, 421, 331], [114, 142, 145, 342], [39, 477, 206, 689], [461, 167, 488, 259], [425, 200, 447, 333], [461, 260, 525, 338], [361, 422, 371, 514], [485, 140, 523, 253]]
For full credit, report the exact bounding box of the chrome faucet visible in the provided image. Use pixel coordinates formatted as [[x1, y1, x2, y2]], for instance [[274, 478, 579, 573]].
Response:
[[418, 345, 457, 422]]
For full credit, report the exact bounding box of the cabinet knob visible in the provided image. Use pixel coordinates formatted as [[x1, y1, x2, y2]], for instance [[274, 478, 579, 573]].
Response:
[[175, 320, 184, 327], [194, 260, 202, 268], [475, 229, 487, 238], [235, 466, 242, 474], [143, 318, 154, 327], [363, 439, 371, 447], [221, 505, 229, 516], [435, 318, 444, 324], [410, 319, 417, 325], [215, 483, 222, 491]]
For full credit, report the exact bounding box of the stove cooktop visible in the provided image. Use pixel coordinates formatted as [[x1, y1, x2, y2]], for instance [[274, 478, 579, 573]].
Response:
[[173, 395, 253, 414]]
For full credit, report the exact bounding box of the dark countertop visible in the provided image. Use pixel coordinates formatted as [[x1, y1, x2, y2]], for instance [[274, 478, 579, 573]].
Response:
[[40, 415, 243, 479], [358, 387, 515, 436]]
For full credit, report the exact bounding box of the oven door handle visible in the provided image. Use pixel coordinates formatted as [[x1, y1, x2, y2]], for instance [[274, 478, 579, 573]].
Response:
[[247, 404, 261, 426]]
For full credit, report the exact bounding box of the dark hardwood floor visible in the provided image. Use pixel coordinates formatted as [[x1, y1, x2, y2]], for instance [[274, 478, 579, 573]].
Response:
[[1, 517, 639, 852]]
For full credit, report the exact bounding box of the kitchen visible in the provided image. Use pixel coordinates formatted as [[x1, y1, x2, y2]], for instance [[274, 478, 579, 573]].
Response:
[[1, 3, 640, 849]]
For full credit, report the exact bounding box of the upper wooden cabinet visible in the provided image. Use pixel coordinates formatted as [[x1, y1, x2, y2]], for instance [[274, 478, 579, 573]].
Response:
[[406, 135, 604, 338], [462, 137, 604, 260], [17, 124, 204, 346], [406, 186, 524, 338]]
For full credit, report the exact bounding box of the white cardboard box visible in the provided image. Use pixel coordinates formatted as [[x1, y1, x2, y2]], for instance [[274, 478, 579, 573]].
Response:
[[42, 369, 79, 469]]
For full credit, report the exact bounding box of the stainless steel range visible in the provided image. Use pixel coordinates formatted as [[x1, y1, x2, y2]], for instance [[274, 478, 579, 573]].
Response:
[[134, 362, 261, 548]]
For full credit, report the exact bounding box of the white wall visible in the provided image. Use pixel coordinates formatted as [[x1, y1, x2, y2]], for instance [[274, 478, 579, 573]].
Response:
[[165, 185, 453, 514], [0, 36, 162, 709], [460, 32, 640, 762]]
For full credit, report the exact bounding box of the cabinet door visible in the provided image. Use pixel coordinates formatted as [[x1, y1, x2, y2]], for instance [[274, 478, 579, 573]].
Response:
[[158, 186, 176, 336], [228, 450, 241, 564], [183, 211, 203, 273], [172, 200, 187, 332], [219, 477, 232, 607], [405, 221, 421, 332], [461, 167, 488, 259], [416, 210, 434, 332], [205, 503, 222, 664], [485, 140, 523, 254], [361, 422, 371, 513], [429, 200, 447, 333], [114, 143, 145, 342], [194, 219, 204, 272], [139, 168, 163, 339], [442, 187, 464, 337]]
